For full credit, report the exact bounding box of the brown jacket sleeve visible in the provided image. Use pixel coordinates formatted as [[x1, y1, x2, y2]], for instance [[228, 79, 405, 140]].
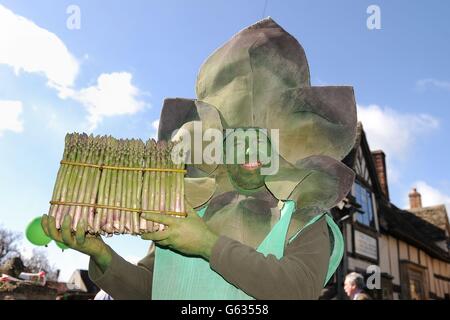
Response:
[[209, 216, 330, 300], [89, 217, 330, 300], [88, 243, 155, 300]]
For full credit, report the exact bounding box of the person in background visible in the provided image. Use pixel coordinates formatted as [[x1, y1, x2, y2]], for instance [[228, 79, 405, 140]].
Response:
[[344, 272, 372, 300]]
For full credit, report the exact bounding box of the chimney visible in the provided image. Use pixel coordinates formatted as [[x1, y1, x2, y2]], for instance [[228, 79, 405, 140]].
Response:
[[409, 188, 422, 209], [371, 150, 389, 200]]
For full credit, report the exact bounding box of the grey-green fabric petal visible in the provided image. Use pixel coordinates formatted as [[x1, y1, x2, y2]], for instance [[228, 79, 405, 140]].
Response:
[[184, 177, 217, 209], [158, 98, 223, 177], [262, 156, 309, 200], [158, 98, 223, 142], [196, 18, 310, 130], [265, 155, 355, 211], [267, 86, 357, 163]]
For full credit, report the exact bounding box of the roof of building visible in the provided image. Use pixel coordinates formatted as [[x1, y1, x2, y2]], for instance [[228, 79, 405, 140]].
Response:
[[67, 269, 99, 293], [409, 204, 449, 233], [377, 200, 449, 262]]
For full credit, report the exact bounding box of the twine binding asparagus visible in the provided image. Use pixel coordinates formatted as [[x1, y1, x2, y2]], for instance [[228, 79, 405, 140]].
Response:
[[49, 201, 187, 217], [59, 160, 187, 173]]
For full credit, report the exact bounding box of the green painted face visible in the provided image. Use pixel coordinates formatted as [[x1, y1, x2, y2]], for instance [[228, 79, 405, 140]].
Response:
[[223, 129, 272, 191]]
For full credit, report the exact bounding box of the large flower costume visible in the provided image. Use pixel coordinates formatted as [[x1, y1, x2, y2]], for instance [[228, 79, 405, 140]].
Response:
[[88, 17, 357, 300]]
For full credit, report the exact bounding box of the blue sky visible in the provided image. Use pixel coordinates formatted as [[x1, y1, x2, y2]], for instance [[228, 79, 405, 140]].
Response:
[[0, 0, 449, 281]]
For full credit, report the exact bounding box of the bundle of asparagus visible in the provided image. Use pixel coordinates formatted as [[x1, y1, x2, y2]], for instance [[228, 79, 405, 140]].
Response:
[[48, 133, 185, 236]]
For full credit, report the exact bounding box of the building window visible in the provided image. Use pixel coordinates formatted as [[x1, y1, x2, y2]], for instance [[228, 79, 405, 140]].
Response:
[[381, 274, 394, 300], [400, 261, 428, 300], [409, 273, 425, 300], [368, 273, 394, 300], [354, 181, 375, 228]]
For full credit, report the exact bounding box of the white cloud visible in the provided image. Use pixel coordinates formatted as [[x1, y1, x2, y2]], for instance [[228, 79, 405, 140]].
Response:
[[0, 100, 24, 136], [404, 181, 450, 218], [152, 119, 160, 131], [65, 72, 147, 130], [150, 119, 160, 139], [357, 104, 439, 160], [386, 162, 400, 185], [414, 181, 450, 208], [0, 4, 79, 89], [0, 5, 148, 131], [417, 78, 450, 92]]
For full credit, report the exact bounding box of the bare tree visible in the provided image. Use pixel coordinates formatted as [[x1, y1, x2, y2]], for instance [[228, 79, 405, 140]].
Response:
[[24, 248, 59, 281], [0, 225, 58, 281], [0, 226, 21, 263]]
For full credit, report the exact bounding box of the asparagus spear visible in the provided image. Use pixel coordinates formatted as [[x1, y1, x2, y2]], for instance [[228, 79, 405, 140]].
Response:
[[180, 159, 185, 214], [169, 142, 177, 215], [49, 134, 72, 218], [88, 137, 105, 234], [94, 137, 109, 234], [119, 140, 128, 234], [165, 142, 174, 222], [114, 140, 126, 234], [100, 137, 114, 235], [140, 140, 150, 233], [132, 139, 141, 234], [72, 135, 95, 231], [175, 151, 182, 213], [130, 140, 142, 234], [61, 137, 80, 224], [142, 140, 148, 234], [59, 134, 87, 229], [135, 140, 144, 234], [55, 135, 82, 229], [165, 142, 172, 219], [64, 134, 86, 225], [128, 140, 134, 234], [147, 139, 156, 233], [107, 137, 119, 234], [80, 135, 99, 231], [129, 140, 136, 234], [159, 141, 168, 231], [152, 142, 162, 232], [124, 140, 133, 234], [105, 138, 118, 234], [114, 140, 124, 234], [62, 134, 80, 222]]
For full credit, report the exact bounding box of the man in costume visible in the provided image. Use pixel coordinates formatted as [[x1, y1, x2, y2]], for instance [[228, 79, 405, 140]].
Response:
[[42, 18, 357, 300]]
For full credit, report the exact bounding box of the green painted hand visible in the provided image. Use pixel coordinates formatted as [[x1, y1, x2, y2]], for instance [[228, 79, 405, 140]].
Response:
[[141, 201, 219, 260], [41, 214, 113, 272]]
